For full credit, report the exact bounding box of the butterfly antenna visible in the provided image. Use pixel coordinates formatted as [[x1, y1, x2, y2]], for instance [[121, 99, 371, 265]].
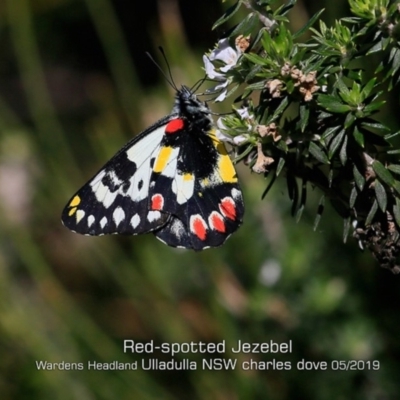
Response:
[[158, 47, 179, 89], [145, 48, 177, 91], [190, 74, 208, 95]]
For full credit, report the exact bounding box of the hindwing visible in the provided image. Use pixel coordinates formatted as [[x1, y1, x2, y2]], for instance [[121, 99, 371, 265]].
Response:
[[149, 129, 244, 250]]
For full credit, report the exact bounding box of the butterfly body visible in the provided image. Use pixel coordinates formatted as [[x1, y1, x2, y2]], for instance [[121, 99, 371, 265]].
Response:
[[62, 86, 244, 250]]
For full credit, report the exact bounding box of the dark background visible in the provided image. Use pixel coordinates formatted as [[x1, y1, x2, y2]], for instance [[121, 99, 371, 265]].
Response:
[[0, 0, 399, 399]]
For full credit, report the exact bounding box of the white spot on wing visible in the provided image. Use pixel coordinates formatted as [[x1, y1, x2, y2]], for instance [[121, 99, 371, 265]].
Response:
[[231, 188, 241, 199], [169, 217, 185, 240], [76, 209, 85, 223], [113, 206, 125, 227], [172, 173, 195, 204], [100, 216, 108, 229], [130, 214, 140, 229], [147, 210, 161, 222], [87, 215, 95, 227]]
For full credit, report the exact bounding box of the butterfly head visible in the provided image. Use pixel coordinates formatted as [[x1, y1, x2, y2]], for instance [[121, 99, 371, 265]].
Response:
[[172, 86, 212, 131]]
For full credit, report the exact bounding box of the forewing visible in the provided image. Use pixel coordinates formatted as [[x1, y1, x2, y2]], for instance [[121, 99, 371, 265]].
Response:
[[62, 120, 172, 235]]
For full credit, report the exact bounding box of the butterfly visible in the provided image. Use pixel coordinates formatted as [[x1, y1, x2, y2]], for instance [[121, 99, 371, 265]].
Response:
[[62, 85, 244, 250]]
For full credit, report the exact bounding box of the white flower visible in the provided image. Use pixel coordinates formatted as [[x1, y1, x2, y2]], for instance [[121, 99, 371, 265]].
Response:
[[205, 38, 240, 74], [236, 105, 252, 120], [215, 118, 248, 145], [203, 38, 241, 102]]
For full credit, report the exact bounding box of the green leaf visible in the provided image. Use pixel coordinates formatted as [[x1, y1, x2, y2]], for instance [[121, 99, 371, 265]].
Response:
[[252, 26, 267, 48], [387, 164, 400, 175], [343, 217, 351, 243], [367, 40, 383, 55], [349, 186, 358, 208], [318, 94, 352, 113], [321, 125, 341, 143], [365, 199, 378, 226], [213, 1, 242, 29], [275, 0, 297, 17], [390, 47, 400, 75], [224, 84, 239, 99], [296, 204, 305, 223], [353, 126, 365, 147], [270, 96, 289, 122], [384, 130, 400, 140], [296, 181, 307, 222], [336, 78, 351, 98], [374, 180, 387, 212], [309, 142, 330, 164], [339, 134, 348, 165], [234, 144, 254, 163], [353, 165, 365, 191], [328, 168, 333, 188], [230, 12, 259, 37], [344, 113, 356, 129], [243, 52, 267, 66], [375, 61, 384, 74], [276, 140, 288, 152], [328, 129, 345, 159], [361, 122, 390, 133], [276, 157, 285, 176], [363, 100, 386, 114], [313, 194, 325, 231], [372, 160, 394, 186], [243, 80, 265, 90], [393, 181, 400, 196], [299, 104, 309, 133], [361, 78, 376, 99], [293, 9, 325, 40]]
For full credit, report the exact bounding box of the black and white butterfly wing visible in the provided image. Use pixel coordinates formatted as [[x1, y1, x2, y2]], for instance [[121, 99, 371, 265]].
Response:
[[148, 128, 244, 250], [62, 118, 174, 235], [62, 85, 244, 249]]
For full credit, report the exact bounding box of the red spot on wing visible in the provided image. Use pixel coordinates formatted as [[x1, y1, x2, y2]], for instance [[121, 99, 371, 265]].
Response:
[[190, 215, 207, 240], [165, 118, 185, 134], [209, 211, 226, 233], [151, 194, 164, 210], [219, 197, 236, 220]]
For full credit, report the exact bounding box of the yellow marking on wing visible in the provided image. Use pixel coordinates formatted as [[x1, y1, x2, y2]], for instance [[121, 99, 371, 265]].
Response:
[[153, 146, 173, 173], [70, 195, 81, 207], [183, 173, 193, 181], [207, 129, 218, 145], [68, 207, 77, 216], [218, 153, 237, 183], [207, 129, 238, 183]]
